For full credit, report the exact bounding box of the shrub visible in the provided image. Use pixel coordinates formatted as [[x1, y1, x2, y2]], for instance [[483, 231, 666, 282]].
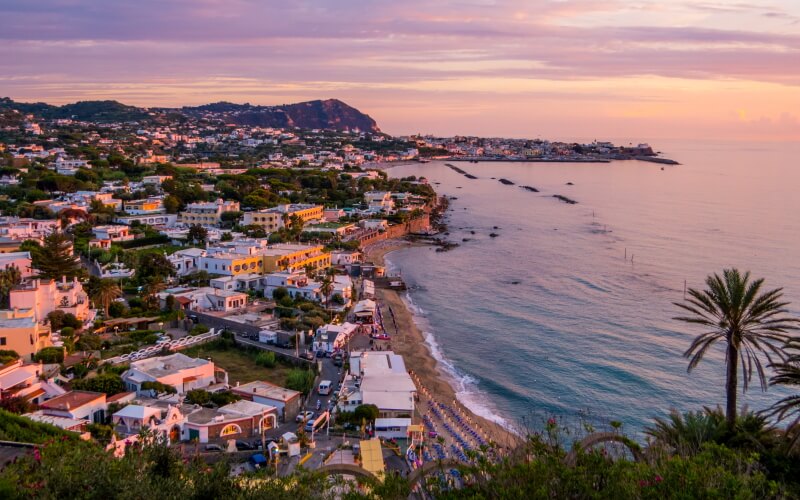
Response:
[[108, 301, 127, 318], [0, 349, 19, 365], [185, 389, 211, 405], [72, 373, 124, 395], [285, 369, 315, 395], [75, 334, 102, 351], [256, 351, 276, 368], [60, 326, 75, 338], [33, 347, 64, 364], [189, 324, 210, 336], [140, 381, 177, 395]]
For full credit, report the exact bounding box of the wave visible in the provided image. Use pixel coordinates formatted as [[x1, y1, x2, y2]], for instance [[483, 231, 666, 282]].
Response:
[[400, 290, 516, 431]]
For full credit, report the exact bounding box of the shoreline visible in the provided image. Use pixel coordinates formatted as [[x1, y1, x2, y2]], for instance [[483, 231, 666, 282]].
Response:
[[363, 240, 523, 451]]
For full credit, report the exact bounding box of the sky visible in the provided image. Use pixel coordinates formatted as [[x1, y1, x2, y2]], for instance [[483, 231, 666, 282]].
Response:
[[1, 0, 799, 141]]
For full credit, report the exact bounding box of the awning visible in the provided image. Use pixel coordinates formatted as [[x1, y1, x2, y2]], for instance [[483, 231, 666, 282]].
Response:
[[360, 438, 384, 477]]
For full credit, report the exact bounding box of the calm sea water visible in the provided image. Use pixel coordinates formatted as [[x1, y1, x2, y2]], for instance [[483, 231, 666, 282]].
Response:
[[385, 141, 800, 436]]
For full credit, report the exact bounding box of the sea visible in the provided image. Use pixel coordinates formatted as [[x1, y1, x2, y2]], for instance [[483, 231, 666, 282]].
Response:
[[383, 140, 800, 437]]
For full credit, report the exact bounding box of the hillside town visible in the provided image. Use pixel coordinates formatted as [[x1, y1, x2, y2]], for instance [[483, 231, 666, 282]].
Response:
[[0, 98, 521, 483]]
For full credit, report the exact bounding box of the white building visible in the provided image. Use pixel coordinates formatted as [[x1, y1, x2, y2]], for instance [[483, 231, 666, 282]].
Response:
[[340, 351, 416, 421], [122, 353, 226, 395]]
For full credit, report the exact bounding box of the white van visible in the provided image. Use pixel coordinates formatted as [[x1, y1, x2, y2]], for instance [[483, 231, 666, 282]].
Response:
[[318, 380, 332, 396]]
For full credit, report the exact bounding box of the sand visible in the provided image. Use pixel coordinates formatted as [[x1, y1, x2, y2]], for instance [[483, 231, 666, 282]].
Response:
[[364, 240, 522, 451]]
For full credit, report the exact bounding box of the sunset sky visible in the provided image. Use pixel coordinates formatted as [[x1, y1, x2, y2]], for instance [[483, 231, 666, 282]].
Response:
[[2, 0, 799, 141]]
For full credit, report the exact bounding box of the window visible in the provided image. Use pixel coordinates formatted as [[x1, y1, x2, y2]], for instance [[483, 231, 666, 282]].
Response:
[[219, 424, 242, 436], [0, 337, 6, 346]]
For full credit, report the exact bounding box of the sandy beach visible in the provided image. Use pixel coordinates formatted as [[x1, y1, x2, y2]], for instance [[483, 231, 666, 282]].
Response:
[[364, 240, 523, 452]]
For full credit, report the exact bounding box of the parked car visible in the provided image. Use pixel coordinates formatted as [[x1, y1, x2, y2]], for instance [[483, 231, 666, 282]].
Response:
[[204, 443, 224, 452], [295, 410, 314, 423], [235, 440, 255, 451]]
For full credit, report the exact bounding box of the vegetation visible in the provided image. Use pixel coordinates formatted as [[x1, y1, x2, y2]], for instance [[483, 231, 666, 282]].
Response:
[[0, 265, 21, 307], [0, 409, 75, 444], [30, 231, 84, 280], [33, 347, 65, 364], [184, 389, 240, 406], [675, 268, 798, 426], [72, 373, 125, 395], [285, 368, 316, 395]]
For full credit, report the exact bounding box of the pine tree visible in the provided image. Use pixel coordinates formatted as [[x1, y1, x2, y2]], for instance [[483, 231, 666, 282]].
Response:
[[32, 232, 84, 280]]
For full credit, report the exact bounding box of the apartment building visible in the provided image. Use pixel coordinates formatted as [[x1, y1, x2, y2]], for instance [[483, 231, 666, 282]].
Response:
[[241, 204, 323, 232], [179, 199, 240, 227]]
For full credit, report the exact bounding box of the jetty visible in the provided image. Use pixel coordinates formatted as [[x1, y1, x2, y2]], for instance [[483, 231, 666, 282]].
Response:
[[553, 194, 578, 204], [446, 163, 478, 179]]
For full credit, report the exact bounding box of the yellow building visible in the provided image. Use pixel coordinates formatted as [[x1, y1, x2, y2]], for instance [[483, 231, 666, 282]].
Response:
[[0, 308, 51, 361], [260, 244, 331, 273], [198, 253, 264, 276], [123, 198, 163, 214], [242, 204, 323, 232]]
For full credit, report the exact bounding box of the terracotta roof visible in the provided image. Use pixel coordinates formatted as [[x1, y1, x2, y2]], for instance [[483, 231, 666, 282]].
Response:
[[40, 390, 105, 411]]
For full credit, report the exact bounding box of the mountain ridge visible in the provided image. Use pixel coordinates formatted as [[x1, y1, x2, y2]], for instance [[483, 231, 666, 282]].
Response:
[[0, 97, 381, 132]]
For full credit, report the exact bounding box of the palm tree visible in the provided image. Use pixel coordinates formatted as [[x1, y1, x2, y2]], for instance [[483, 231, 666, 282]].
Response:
[[91, 279, 122, 318], [767, 339, 800, 451], [320, 275, 334, 310], [675, 268, 798, 427], [143, 278, 167, 310]]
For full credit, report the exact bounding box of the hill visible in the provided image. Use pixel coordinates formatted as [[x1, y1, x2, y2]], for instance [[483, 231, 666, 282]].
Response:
[[179, 98, 380, 132], [0, 98, 150, 123], [0, 97, 381, 132]]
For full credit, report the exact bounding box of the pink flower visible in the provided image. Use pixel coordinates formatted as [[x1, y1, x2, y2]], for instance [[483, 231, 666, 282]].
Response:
[[547, 418, 556, 426], [33, 449, 41, 462], [639, 480, 649, 488], [654, 475, 663, 483]]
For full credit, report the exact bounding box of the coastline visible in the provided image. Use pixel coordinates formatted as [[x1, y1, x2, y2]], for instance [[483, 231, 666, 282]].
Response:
[[363, 240, 523, 451]]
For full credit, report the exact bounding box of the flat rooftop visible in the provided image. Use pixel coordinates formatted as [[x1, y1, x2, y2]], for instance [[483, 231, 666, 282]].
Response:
[[40, 390, 105, 411]]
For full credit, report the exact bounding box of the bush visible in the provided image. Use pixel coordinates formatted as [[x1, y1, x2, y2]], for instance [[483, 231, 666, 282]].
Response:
[[75, 334, 103, 351], [60, 326, 75, 338], [273, 287, 289, 301], [108, 301, 127, 318], [285, 369, 315, 395], [33, 347, 64, 364], [185, 389, 211, 405], [127, 297, 144, 309], [189, 324, 210, 336], [72, 373, 124, 395], [0, 350, 19, 365], [255, 351, 276, 368], [140, 381, 177, 395]]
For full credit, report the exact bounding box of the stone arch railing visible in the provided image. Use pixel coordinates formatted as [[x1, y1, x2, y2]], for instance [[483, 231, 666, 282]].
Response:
[[564, 432, 643, 466], [315, 463, 379, 481]]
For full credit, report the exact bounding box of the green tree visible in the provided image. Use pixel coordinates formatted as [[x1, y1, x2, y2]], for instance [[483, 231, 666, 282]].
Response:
[[353, 404, 379, 424], [187, 224, 208, 245], [33, 347, 65, 364], [285, 369, 315, 395], [163, 194, 181, 214], [31, 231, 83, 280], [90, 278, 122, 318], [0, 349, 19, 365], [138, 253, 175, 281], [72, 373, 125, 395], [0, 265, 21, 307], [675, 269, 798, 427], [185, 389, 211, 405]]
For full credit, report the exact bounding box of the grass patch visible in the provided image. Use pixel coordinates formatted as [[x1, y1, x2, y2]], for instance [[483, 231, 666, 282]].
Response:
[[180, 343, 292, 387]]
